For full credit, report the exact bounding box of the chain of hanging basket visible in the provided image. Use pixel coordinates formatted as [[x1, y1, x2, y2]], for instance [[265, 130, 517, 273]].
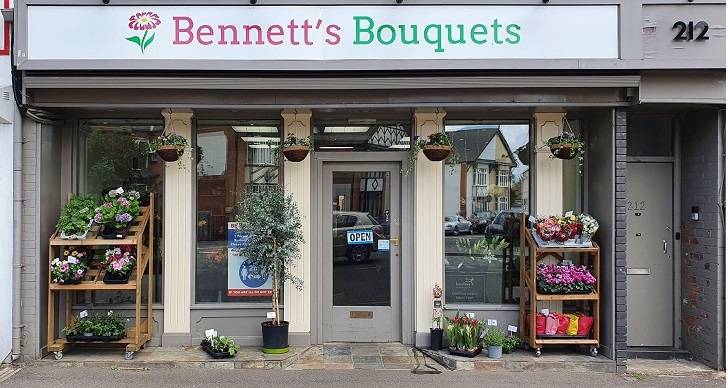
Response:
[[421, 109, 452, 162], [156, 110, 187, 162]]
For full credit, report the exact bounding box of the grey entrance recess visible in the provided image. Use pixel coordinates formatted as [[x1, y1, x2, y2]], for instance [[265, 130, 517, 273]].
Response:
[[322, 163, 401, 342], [626, 162, 674, 346]]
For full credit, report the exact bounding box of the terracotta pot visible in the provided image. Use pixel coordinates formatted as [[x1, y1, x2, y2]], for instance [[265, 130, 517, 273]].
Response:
[[156, 145, 184, 162], [549, 144, 579, 160], [282, 146, 309, 162], [422, 145, 452, 161]]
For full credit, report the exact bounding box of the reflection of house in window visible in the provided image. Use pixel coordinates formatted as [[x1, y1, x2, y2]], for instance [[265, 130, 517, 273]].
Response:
[[445, 126, 517, 217]]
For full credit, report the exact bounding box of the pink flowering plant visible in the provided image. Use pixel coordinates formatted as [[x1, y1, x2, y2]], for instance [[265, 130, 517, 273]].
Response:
[[93, 187, 141, 228], [51, 254, 89, 284], [536, 263, 596, 294], [101, 246, 136, 276]]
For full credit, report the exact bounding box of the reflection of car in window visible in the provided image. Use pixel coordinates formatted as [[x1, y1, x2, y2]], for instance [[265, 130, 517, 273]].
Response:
[[332, 211, 385, 263], [444, 215, 474, 236], [485, 210, 528, 238]]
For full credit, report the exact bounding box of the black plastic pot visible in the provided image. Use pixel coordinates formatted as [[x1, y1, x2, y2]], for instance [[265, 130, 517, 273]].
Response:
[[430, 328, 444, 350], [261, 321, 290, 354]]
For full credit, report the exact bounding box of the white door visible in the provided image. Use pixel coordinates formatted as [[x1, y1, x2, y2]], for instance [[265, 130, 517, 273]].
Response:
[[626, 162, 674, 346], [322, 163, 402, 342]]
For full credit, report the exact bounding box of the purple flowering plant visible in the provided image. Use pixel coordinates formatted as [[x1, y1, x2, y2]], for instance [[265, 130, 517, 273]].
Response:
[[93, 187, 141, 229], [101, 246, 136, 276], [536, 262, 596, 294]]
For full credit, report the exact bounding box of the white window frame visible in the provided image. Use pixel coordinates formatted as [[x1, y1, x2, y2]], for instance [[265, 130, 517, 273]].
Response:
[[497, 168, 510, 187], [497, 196, 509, 211]]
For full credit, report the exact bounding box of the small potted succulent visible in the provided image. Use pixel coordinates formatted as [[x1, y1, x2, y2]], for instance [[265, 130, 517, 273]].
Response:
[[279, 133, 314, 162]]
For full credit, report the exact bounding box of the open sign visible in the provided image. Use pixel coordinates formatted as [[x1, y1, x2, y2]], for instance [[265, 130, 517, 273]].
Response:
[[347, 230, 373, 245]]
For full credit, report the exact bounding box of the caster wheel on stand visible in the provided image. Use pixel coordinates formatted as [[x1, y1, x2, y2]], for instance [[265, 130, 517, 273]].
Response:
[[535, 348, 541, 357], [590, 347, 598, 357], [54, 351, 63, 360], [125, 351, 134, 360]]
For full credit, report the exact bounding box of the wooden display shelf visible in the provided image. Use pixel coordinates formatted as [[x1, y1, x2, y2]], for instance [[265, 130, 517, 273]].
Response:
[[519, 214, 601, 358], [47, 194, 155, 361]]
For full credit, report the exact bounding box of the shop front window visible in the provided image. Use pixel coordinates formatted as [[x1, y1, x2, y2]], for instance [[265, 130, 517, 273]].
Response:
[[443, 121, 530, 305], [77, 119, 165, 304], [195, 120, 281, 303]]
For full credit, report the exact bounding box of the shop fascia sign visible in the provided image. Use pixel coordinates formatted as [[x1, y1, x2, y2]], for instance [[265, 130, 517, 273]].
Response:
[[23, 5, 618, 67]]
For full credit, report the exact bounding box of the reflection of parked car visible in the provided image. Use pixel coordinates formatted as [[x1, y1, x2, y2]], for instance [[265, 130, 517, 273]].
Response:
[[444, 215, 473, 235], [333, 211, 385, 263], [471, 211, 495, 234], [485, 209, 529, 238]]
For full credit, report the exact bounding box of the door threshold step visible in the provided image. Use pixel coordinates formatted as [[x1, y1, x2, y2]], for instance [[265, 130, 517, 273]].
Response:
[[626, 346, 692, 360]]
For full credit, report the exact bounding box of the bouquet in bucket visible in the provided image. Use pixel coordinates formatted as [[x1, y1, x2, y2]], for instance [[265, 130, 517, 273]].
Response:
[[445, 311, 485, 351], [536, 262, 596, 294]]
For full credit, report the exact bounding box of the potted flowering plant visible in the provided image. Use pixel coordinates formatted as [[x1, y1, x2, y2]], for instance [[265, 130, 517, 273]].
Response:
[[62, 245, 95, 267], [536, 262, 596, 294], [278, 133, 314, 162], [149, 132, 188, 163], [51, 254, 89, 284], [93, 187, 141, 239], [57, 194, 97, 240], [201, 328, 241, 358], [537, 120, 585, 173], [403, 131, 460, 175], [578, 213, 599, 242], [445, 311, 485, 357], [101, 245, 136, 284]]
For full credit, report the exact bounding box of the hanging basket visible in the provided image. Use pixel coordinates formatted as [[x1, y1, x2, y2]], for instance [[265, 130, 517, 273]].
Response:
[[156, 145, 184, 162], [422, 145, 452, 162], [282, 146, 309, 162], [549, 144, 579, 160]]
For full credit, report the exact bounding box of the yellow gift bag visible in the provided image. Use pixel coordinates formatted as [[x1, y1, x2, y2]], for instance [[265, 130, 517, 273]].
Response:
[[565, 314, 579, 335]]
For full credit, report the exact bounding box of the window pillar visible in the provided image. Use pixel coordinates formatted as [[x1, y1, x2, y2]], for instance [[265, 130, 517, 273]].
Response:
[[534, 111, 566, 215]]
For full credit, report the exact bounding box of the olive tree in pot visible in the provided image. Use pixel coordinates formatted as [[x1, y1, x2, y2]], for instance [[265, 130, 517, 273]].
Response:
[[236, 187, 304, 354]]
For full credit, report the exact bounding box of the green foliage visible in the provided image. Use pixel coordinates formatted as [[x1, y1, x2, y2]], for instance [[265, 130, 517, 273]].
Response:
[[449, 236, 510, 269], [202, 335, 241, 356], [93, 188, 141, 228], [403, 131, 460, 176], [149, 132, 188, 151], [502, 334, 523, 353], [236, 187, 304, 324], [56, 194, 98, 235], [63, 311, 127, 337], [281, 133, 313, 149], [86, 131, 148, 196], [445, 311, 485, 350], [483, 326, 507, 347]]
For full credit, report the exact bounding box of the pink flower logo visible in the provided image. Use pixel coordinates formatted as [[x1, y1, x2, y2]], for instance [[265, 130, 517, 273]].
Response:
[[126, 12, 161, 54]]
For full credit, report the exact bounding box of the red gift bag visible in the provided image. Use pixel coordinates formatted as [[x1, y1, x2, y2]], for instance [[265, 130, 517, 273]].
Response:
[[526, 314, 547, 335], [555, 313, 570, 335], [576, 313, 594, 335]]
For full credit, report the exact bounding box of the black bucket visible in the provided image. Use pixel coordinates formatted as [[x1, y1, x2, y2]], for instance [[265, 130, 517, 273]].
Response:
[[430, 328, 444, 350], [261, 321, 290, 354]]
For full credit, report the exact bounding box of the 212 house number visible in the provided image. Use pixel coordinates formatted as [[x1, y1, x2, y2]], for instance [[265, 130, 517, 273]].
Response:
[[673, 21, 709, 41]]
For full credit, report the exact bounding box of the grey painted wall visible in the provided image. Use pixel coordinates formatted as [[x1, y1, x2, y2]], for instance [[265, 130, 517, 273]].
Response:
[[679, 109, 726, 370], [586, 108, 620, 371]]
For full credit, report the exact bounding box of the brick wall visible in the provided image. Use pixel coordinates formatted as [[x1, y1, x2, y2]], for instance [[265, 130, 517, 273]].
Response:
[[679, 110, 725, 370], [614, 108, 628, 373]]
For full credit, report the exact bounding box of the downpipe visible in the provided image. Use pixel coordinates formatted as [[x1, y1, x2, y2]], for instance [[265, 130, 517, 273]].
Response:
[[11, 108, 24, 362]]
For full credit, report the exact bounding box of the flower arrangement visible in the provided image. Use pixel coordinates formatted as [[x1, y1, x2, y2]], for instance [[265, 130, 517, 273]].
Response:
[[63, 245, 95, 266], [578, 213, 599, 241], [432, 283, 443, 329], [56, 194, 97, 239], [101, 246, 136, 276], [149, 132, 188, 150], [282, 133, 314, 149], [275, 133, 314, 162], [202, 329, 241, 357], [445, 311, 485, 351], [93, 187, 141, 229], [536, 262, 596, 294], [51, 254, 89, 284]]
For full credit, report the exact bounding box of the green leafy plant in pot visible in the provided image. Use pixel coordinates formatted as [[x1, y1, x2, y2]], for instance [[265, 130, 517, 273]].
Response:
[[236, 187, 304, 354], [483, 325, 507, 359], [57, 194, 97, 240]]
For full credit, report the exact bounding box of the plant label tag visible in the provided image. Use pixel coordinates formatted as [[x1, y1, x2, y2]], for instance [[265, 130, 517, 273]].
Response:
[[563, 259, 573, 266], [204, 328, 215, 339], [266, 311, 276, 319], [508, 325, 518, 333], [541, 308, 550, 315], [487, 319, 497, 326], [466, 312, 475, 319], [432, 321, 438, 330], [479, 329, 487, 338], [528, 215, 536, 223], [79, 310, 88, 318], [565, 211, 573, 217]]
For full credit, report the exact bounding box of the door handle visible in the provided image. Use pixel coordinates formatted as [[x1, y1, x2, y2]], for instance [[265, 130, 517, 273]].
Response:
[[391, 236, 400, 246], [663, 240, 667, 254]]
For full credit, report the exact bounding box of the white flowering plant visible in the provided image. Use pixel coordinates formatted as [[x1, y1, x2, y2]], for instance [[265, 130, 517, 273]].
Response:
[[51, 255, 89, 284], [578, 213, 599, 238]]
